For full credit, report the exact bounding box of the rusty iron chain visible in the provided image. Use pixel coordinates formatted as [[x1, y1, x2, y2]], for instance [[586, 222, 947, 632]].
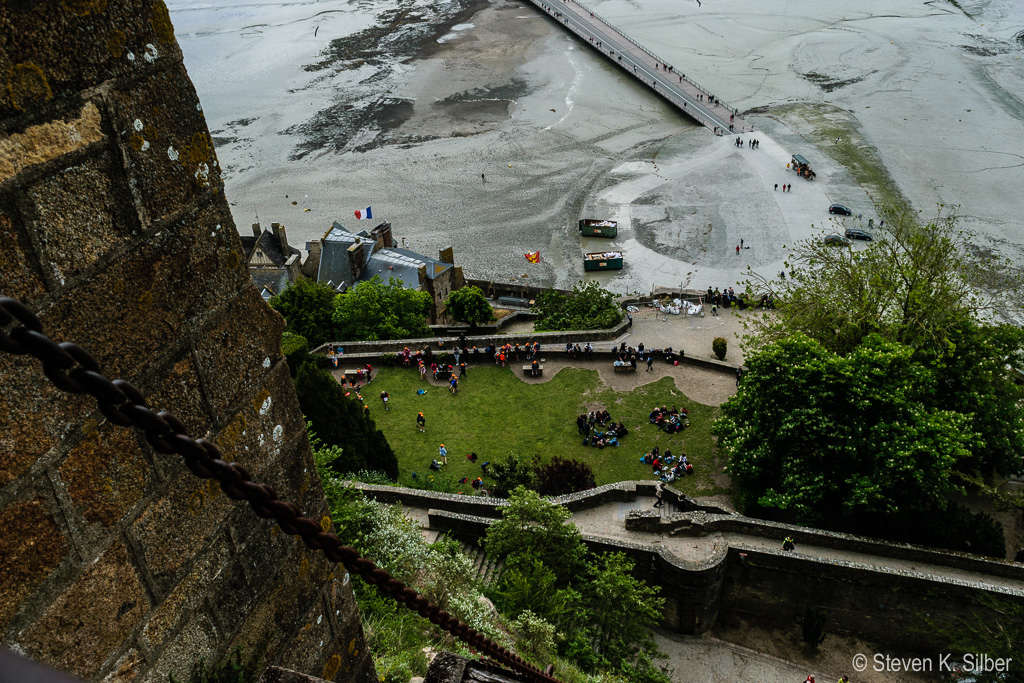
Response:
[[0, 297, 559, 683]]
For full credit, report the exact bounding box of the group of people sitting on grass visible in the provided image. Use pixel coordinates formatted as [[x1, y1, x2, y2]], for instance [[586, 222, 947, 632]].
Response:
[[576, 411, 629, 448], [650, 405, 689, 433], [640, 446, 694, 481]]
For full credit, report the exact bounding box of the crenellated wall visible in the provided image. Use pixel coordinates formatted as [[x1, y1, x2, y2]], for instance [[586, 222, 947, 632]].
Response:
[[0, 4, 373, 682]]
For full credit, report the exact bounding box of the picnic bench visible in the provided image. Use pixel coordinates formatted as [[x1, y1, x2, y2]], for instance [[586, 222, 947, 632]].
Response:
[[343, 369, 364, 384], [522, 364, 544, 377], [434, 369, 452, 381], [613, 364, 636, 373]]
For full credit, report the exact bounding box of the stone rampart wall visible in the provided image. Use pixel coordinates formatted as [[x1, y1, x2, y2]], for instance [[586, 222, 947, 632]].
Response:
[[0, 4, 372, 682], [352, 482, 1024, 649]]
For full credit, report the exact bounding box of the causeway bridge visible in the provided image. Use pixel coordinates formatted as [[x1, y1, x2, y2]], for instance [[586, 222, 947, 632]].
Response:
[[525, 0, 751, 136]]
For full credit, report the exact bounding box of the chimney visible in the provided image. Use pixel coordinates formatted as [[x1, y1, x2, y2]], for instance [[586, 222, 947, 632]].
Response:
[[251, 222, 261, 238], [272, 222, 289, 255], [348, 241, 366, 281]]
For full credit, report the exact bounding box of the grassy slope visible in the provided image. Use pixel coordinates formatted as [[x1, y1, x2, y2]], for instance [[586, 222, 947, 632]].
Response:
[[363, 365, 729, 498]]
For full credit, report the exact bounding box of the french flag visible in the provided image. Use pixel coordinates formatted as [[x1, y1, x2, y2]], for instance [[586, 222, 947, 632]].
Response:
[[354, 206, 373, 220]]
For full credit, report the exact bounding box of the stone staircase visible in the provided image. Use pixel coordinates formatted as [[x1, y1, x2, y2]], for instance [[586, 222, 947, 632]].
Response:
[[459, 540, 503, 585]]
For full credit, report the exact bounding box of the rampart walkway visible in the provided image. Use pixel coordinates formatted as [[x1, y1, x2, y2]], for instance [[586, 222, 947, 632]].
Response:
[[525, 0, 751, 135]]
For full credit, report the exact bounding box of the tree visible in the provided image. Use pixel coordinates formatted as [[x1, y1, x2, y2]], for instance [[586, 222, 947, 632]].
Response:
[[443, 286, 495, 328], [584, 552, 663, 660], [534, 280, 621, 332], [332, 275, 432, 341], [280, 331, 308, 377], [533, 456, 596, 496], [714, 334, 979, 527], [293, 363, 399, 479], [269, 277, 340, 348], [712, 337, 727, 360], [746, 205, 995, 356], [483, 486, 586, 584], [488, 453, 535, 498]]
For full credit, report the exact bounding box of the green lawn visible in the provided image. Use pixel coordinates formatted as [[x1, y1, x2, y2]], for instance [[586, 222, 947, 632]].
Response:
[[362, 365, 730, 498]]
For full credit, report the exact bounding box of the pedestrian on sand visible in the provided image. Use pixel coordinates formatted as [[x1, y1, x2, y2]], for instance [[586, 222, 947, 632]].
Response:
[[774, 183, 778, 191], [417, 412, 426, 432], [740, 238, 744, 249], [736, 245, 740, 255], [783, 536, 796, 552], [653, 482, 665, 508], [380, 390, 389, 411], [646, 355, 654, 372]]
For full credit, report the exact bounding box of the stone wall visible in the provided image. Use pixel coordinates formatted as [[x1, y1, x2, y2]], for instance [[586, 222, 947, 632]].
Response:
[[352, 481, 1024, 649], [0, 4, 373, 682]]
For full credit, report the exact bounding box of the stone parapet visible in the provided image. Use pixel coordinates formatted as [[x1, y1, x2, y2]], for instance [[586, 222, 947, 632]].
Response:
[[0, 4, 373, 682]]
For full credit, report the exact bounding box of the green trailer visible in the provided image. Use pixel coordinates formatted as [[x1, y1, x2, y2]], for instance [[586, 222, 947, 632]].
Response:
[[578, 218, 618, 238], [583, 251, 623, 271]]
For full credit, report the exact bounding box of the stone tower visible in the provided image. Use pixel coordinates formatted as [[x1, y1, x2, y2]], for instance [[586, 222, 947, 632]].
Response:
[[0, 2, 374, 681]]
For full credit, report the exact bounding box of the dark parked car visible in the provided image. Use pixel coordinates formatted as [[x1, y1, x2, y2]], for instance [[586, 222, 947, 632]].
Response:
[[829, 204, 852, 215], [845, 228, 873, 241], [824, 233, 850, 246]]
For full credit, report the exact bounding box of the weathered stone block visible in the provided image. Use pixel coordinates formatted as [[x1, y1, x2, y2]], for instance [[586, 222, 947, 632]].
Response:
[[194, 288, 285, 422], [25, 152, 136, 286], [211, 362, 307, 482], [225, 543, 332, 667], [103, 647, 146, 683], [0, 102, 105, 182], [143, 354, 213, 480], [17, 541, 148, 679], [43, 200, 248, 381], [106, 63, 220, 226], [0, 356, 90, 488], [206, 556, 257, 640], [325, 604, 374, 683], [140, 530, 231, 652], [131, 470, 233, 595], [139, 612, 220, 683], [0, 205, 47, 302], [277, 593, 337, 677], [60, 419, 151, 528], [0, 3, 180, 120], [0, 499, 70, 629]]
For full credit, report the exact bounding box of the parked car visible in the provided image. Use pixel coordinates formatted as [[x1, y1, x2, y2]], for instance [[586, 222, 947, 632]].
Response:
[[845, 227, 873, 241], [824, 233, 850, 246], [829, 204, 852, 215]]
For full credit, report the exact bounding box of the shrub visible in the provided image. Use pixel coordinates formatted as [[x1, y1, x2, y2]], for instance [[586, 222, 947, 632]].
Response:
[[489, 454, 535, 498], [169, 648, 257, 683], [379, 352, 398, 367], [712, 336, 727, 360], [533, 456, 596, 497], [280, 331, 309, 377]]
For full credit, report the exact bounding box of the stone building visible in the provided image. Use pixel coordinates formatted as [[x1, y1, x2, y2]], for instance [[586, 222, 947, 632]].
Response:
[[240, 222, 302, 301], [0, 3, 373, 682], [307, 221, 465, 324]]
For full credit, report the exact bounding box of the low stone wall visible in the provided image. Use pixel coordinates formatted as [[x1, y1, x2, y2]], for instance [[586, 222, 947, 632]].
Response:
[[718, 547, 1024, 654], [662, 513, 1024, 582], [352, 480, 1024, 651], [425, 509, 728, 634], [310, 315, 630, 356]]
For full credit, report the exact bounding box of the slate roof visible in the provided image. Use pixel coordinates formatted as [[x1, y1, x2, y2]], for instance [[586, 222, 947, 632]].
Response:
[[241, 230, 301, 268], [317, 222, 452, 290]]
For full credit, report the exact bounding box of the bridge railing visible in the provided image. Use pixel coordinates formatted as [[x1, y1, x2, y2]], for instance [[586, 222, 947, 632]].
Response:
[[530, 0, 738, 128], [537, 0, 725, 134]]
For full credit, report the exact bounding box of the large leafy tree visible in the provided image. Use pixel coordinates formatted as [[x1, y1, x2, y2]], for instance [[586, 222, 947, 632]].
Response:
[[332, 275, 432, 341], [749, 206, 994, 355], [293, 363, 399, 479], [484, 486, 585, 584], [443, 285, 495, 328], [715, 334, 979, 527], [534, 280, 621, 332], [269, 277, 340, 348]]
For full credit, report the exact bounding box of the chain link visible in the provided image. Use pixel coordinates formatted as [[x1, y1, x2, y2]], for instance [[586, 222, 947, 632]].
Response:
[[0, 297, 559, 683]]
